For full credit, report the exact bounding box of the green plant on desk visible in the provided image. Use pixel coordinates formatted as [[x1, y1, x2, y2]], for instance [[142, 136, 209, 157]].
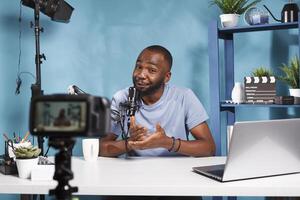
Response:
[[14, 145, 41, 159], [14, 145, 41, 179]]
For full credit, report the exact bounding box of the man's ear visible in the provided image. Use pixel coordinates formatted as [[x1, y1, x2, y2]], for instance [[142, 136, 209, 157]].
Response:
[[164, 71, 171, 83]]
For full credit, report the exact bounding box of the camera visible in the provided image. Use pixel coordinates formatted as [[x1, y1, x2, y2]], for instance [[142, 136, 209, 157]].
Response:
[[29, 94, 111, 199], [29, 94, 111, 137]]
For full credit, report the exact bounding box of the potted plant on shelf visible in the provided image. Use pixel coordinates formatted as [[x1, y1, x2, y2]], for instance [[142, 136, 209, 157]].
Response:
[[277, 56, 300, 97], [210, 0, 262, 28], [251, 66, 273, 77], [244, 66, 276, 104], [14, 144, 41, 179]]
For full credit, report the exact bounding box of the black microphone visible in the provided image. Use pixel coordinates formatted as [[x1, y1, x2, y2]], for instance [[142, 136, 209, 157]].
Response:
[[127, 87, 139, 117]]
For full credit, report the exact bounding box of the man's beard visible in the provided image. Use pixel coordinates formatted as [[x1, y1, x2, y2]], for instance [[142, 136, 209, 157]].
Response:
[[133, 77, 165, 97]]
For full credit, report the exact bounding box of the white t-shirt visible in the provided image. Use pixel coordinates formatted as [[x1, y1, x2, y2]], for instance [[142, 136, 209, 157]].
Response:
[[110, 84, 209, 156]]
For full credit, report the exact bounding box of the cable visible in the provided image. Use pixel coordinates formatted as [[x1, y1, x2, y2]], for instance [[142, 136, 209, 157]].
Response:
[[44, 146, 50, 157], [15, 1, 36, 95], [17, 0, 22, 76], [15, 0, 23, 95]]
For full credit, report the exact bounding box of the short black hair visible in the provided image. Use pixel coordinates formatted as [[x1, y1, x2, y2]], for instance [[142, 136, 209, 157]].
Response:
[[143, 45, 173, 70]]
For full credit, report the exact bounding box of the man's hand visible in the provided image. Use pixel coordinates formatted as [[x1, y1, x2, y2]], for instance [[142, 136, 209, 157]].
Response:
[[128, 116, 149, 142], [128, 124, 170, 150]]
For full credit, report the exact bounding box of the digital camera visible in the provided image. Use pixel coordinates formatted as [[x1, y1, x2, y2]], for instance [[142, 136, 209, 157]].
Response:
[[29, 94, 110, 137]]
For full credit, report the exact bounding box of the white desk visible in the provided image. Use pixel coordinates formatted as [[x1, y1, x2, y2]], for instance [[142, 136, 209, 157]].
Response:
[[0, 156, 300, 197]]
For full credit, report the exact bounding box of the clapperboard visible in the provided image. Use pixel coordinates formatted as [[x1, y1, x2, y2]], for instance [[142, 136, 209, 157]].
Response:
[[244, 76, 276, 104]]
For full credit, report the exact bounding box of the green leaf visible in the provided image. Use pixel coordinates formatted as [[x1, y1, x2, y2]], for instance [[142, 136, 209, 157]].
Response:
[[251, 66, 273, 77], [210, 0, 262, 14], [14, 145, 41, 159], [278, 56, 300, 89]]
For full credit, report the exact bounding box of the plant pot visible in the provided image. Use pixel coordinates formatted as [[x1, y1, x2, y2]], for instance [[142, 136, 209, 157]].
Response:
[[16, 157, 39, 179], [289, 88, 300, 97], [220, 14, 240, 28]]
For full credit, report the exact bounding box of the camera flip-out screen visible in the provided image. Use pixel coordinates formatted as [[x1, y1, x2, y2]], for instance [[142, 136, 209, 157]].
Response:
[[34, 101, 87, 132], [30, 94, 110, 137]]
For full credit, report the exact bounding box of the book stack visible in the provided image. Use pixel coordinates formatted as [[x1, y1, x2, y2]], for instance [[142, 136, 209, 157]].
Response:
[[244, 76, 276, 104]]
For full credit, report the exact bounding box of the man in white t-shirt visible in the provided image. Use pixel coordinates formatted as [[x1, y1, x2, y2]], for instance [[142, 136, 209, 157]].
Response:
[[100, 45, 215, 158]]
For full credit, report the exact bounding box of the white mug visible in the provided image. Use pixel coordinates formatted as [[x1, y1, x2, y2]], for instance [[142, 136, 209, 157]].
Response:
[[82, 139, 99, 161]]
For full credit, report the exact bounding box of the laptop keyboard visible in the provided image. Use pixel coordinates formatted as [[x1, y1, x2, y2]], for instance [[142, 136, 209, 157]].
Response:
[[207, 169, 224, 177], [193, 164, 225, 181]]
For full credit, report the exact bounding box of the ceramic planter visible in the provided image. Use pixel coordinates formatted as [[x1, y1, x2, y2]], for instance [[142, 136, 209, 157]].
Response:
[[16, 157, 39, 179], [289, 88, 300, 97], [220, 14, 240, 28]]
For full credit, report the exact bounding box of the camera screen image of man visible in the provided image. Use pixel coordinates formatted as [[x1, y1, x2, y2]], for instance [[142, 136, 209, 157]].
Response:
[[53, 108, 71, 127], [100, 45, 215, 158]]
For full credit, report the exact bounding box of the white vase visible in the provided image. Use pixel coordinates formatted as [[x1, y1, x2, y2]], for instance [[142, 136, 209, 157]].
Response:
[[231, 82, 245, 104], [16, 157, 39, 179], [220, 14, 240, 28], [289, 89, 300, 97]]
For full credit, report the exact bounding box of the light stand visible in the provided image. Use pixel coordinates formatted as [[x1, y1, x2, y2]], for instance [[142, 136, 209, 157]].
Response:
[[22, 0, 74, 155], [31, 0, 45, 155], [22, 1, 74, 199]]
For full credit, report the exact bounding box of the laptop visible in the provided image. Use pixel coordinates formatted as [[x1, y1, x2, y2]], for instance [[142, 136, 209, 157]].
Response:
[[193, 118, 300, 182]]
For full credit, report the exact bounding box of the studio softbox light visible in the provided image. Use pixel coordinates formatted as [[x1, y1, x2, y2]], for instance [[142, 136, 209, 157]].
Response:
[[22, 0, 74, 23]]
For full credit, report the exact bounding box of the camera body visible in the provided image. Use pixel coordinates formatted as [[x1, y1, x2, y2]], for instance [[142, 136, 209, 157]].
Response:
[[29, 94, 110, 137]]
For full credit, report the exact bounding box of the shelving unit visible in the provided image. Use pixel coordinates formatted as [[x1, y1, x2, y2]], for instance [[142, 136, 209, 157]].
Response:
[[208, 21, 300, 156]]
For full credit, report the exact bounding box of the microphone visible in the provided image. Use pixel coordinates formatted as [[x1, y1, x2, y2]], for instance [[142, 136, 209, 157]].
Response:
[[127, 87, 140, 117], [67, 85, 87, 95], [115, 87, 140, 130], [15, 77, 22, 95]]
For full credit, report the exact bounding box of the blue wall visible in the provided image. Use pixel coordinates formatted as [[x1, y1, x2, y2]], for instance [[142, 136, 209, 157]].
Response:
[[0, 0, 299, 199], [1, 0, 220, 156]]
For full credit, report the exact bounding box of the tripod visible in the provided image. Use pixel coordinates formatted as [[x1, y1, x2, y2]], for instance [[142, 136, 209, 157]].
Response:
[[48, 137, 78, 200]]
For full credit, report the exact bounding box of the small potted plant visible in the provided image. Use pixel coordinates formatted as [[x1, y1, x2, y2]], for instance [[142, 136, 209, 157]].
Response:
[[244, 66, 276, 104], [210, 0, 262, 28], [251, 66, 273, 77], [14, 144, 41, 179], [277, 56, 300, 97]]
